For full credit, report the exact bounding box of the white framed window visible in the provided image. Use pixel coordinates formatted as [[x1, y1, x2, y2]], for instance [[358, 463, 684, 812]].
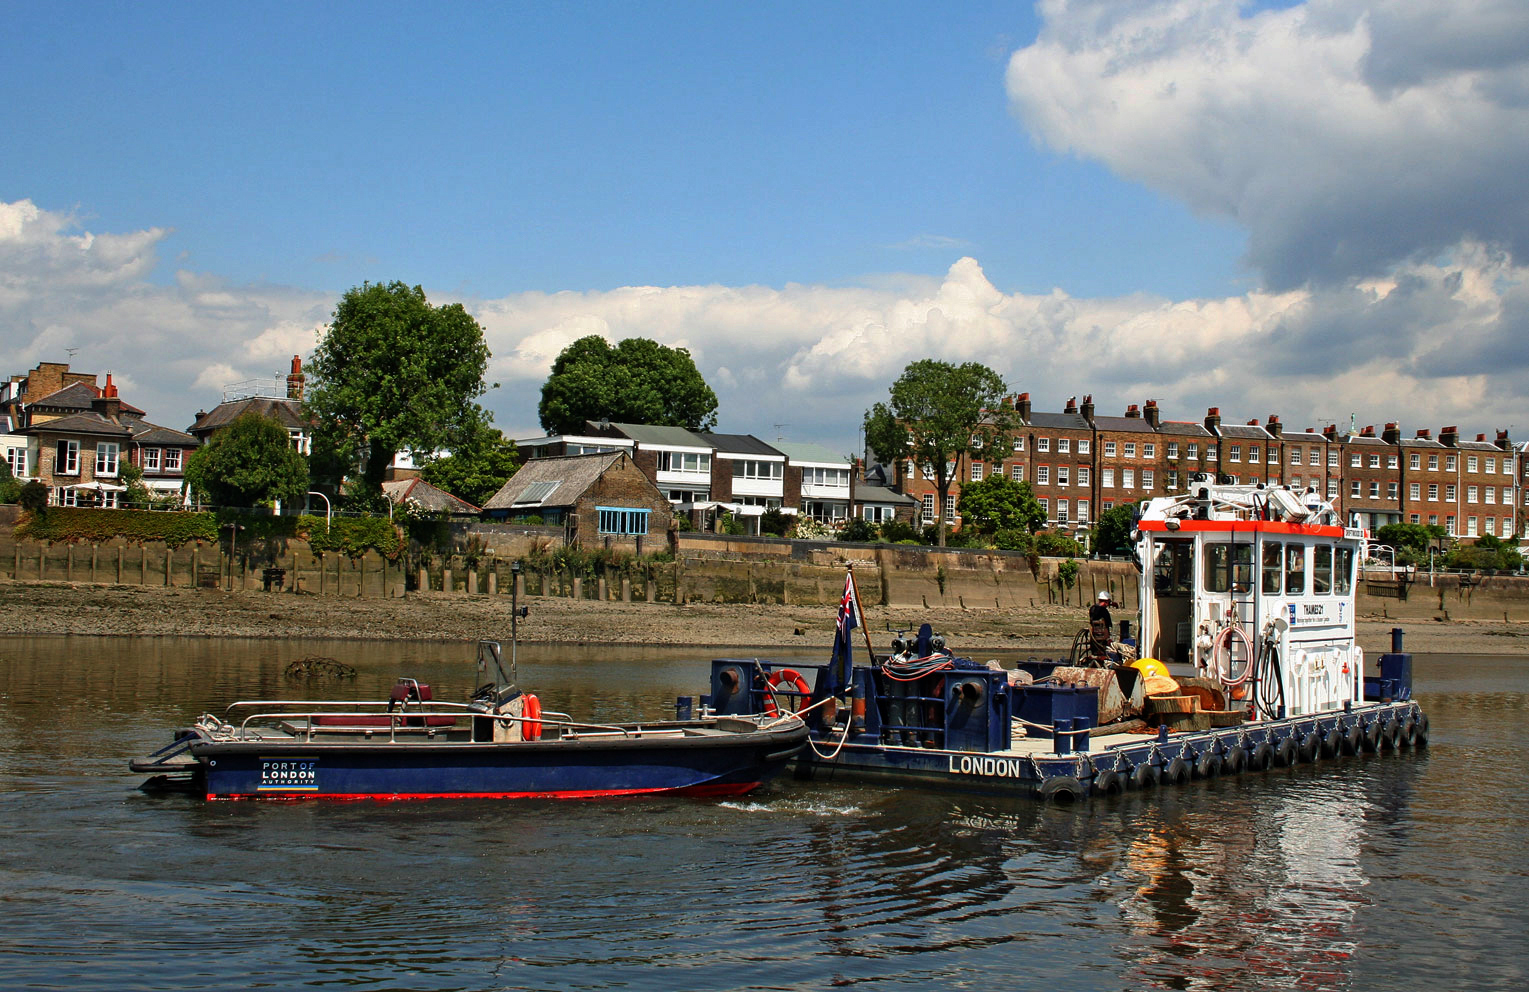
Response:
[[1351, 481, 1362, 498], [945, 494, 956, 521], [1410, 483, 1420, 500], [1078, 466, 1090, 486], [1038, 437, 1051, 453], [1187, 443, 1199, 460], [1058, 438, 1070, 454], [1291, 448, 1303, 465], [1485, 486, 1496, 504], [1124, 442, 1137, 458], [1143, 470, 1155, 489], [1102, 468, 1114, 488], [1077, 500, 1090, 523], [1229, 444, 1241, 462], [1057, 499, 1069, 523], [1485, 517, 1497, 536], [1078, 439, 1090, 454], [1485, 457, 1496, 474], [1429, 454, 1439, 470], [5, 446, 26, 478], [1168, 442, 1179, 459], [55, 439, 80, 475], [1446, 455, 1457, 471], [1327, 449, 1337, 467], [1037, 465, 1051, 485], [1010, 463, 1024, 482], [1206, 446, 1217, 460], [1012, 437, 1025, 452], [1409, 453, 1420, 469], [1467, 516, 1479, 537], [732, 459, 784, 481], [1447, 484, 1457, 502], [1057, 466, 1070, 488], [1144, 442, 1156, 458], [1104, 441, 1117, 457], [1123, 468, 1135, 488], [1248, 445, 1260, 463], [1351, 453, 1362, 468], [1468, 456, 1478, 472], [1327, 480, 1338, 498], [1410, 514, 1420, 524], [1038, 497, 1049, 516], [1467, 486, 1478, 503], [1388, 482, 1398, 500], [1103, 500, 1115, 511], [1447, 515, 1456, 535], [1388, 455, 1398, 469], [1368, 454, 1380, 468], [921, 494, 935, 524], [1167, 470, 1179, 489], [95, 442, 120, 477], [971, 462, 983, 482], [1428, 484, 1439, 501], [164, 448, 183, 472], [1369, 481, 1380, 499], [142, 447, 161, 472]]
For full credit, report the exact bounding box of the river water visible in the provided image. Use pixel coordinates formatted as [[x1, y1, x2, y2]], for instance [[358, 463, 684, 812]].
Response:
[[0, 636, 1524, 992]]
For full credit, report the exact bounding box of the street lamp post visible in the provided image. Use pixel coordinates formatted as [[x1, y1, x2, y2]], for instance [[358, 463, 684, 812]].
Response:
[[307, 491, 331, 531]]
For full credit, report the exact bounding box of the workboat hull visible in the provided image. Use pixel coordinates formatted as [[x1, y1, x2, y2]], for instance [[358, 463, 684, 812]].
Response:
[[792, 700, 1426, 800], [190, 729, 805, 800]]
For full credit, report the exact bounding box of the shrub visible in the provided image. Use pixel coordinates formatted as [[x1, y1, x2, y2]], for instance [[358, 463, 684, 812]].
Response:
[[1035, 531, 1084, 558], [838, 517, 878, 542]]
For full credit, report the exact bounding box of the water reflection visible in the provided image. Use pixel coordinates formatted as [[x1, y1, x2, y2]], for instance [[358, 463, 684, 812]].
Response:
[[0, 638, 1522, 991]]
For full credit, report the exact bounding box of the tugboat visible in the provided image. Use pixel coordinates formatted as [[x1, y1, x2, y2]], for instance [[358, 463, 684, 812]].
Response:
[[131, 640, 807, 801], [696, 480, 1427, 800]]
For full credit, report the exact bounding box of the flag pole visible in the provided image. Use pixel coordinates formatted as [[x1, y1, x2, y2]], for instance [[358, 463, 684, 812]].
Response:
[[847, 566, 877, 666]]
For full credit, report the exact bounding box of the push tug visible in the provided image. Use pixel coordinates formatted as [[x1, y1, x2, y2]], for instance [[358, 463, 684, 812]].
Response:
[[699, 480, 1428, 800]]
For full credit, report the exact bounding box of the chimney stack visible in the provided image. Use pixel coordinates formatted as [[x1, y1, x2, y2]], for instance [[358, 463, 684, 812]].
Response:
[[1383, 422, 1400, 445], [287, 355, 305, 401], [1204, 407, 1221, 434], [1144, 399, 1161, 429], [1080, 394, 1095, 424], [91, 373, 122, 422], [1441, 426, 1460, 447], [1016, 392, 1032, 423], [1124, 404, 1140, 419], [1266, 415, 1282, 437], [1064, 396, 1077, 414], [1496, 429, 1512, 450]]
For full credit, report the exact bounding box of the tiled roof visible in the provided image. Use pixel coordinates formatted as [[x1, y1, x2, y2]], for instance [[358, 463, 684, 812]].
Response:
[[1026, 411, 1091, 431], [772, 441, 850, 466], [855, 484, 915, 506], [592, 422, 711, 449], [1089, 415, 1153, 431], [188, 397, 308, 434], [1217, 424, 1275, 440], [1157, 421, 1213, 437], [25, 381, 146, 416], [1344, 434, 1388, 445], [697, 432, 782, 457], [482, 451, 633, 511], [20, 411, 132, 438], [382, 477, 480, 514], [1398, 436, 1446, 448], [129, 421, 199, 446]]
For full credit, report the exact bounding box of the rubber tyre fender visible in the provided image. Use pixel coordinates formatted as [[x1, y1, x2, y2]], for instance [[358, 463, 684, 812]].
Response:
[[1381, 718, 1401, 751], [1343, 723, 1365, 756], [1193, 751, 1221, 780], [1163, 757, 1191, 786], [1251, 742, 1275, 771], [1130, 762, 1159, 790], [1363, 720, 1382, 754], [1415, 712, 1430, 748], [1038, 775, 1087, 804], [1091, 769, 1124, 797], [1399, 717, 1417, 748], [1222, 746, 1246, 775], [1321, 726, 1343, 759], [1274, 737, 1298, 768], [1298, 732, 1320, 763]]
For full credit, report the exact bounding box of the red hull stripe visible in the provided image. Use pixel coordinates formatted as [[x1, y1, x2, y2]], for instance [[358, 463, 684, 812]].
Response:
[[1138, 519, 1346, 537], [207, 782, 761, 802]]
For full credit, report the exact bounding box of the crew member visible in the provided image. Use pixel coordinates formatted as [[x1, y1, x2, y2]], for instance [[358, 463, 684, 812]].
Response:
[[1089, 591, 1113, 659]]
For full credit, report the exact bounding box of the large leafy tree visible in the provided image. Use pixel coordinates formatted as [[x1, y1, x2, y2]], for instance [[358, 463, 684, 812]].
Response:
[[863, 360, 1015, 547], [307, 281, 490, 504], [1091, 501, 1142, 557], [1373, 522, 1448, 566], [538, 335, 718, 435], [184, 412, 309, 508], [419, 417, 522, 508], [956, 474, 1046, 538]]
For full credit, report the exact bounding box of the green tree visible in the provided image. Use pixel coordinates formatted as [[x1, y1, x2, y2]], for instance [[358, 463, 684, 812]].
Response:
[[184, 413, 309, 508], [18, 479, 49, 514], [307, 281, 491, 504], [1374, 522, 1447, 566], [119, 461, 152, 507], [0, 458, 17, 504], [956, 474, 1045, 539], [538, 335, 718, 435], [419, 417, 522, 508], [1091, 501, 1143, 557], [863, 360, 1014, 547]]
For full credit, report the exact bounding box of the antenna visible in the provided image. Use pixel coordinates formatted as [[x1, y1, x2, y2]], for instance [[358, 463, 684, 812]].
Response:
[[64, 347, 79, 360], [772, 423, 789, 441]]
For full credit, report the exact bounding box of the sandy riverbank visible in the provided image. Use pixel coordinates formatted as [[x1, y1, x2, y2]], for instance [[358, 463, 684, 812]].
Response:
[[4, 581, 1529, 657]]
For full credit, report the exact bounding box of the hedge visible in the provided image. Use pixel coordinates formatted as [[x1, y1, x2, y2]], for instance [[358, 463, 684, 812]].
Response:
[[15, 507, 401, 559]]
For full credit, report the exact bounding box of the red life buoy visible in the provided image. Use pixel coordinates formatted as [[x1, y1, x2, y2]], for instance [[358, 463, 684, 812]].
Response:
[[522, 693, 542, 741], [764, 668, 811, 717]]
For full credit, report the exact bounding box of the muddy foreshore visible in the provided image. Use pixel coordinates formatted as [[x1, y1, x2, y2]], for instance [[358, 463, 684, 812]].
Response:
[[4, 581, 1528, 658]]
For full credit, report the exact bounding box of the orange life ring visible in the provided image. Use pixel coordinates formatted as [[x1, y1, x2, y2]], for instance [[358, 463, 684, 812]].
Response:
[[522, 693, 542, 741], [764, 668, 811, 716]]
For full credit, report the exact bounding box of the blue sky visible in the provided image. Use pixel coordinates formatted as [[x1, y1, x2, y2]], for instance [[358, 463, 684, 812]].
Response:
[[4, 1, 1527, 455]]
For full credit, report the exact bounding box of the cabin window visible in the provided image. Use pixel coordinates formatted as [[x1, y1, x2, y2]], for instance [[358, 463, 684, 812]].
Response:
[[1313, 545, 1333, 594], [1203, 542, 1253, 593], [1152, 540, 1195, 596], [597, 507, 650, 536], [1262, 542, 1283, 594], [1285, 544, 1307, 595], [1334, 547, 1354, 594]]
